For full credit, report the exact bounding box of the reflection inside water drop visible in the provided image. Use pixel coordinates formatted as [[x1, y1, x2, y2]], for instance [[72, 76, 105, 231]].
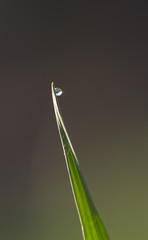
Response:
[[55, 87, 63, 96]]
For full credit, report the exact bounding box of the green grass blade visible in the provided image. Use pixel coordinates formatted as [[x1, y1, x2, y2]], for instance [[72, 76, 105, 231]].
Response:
[[51, 82, 110, 240]]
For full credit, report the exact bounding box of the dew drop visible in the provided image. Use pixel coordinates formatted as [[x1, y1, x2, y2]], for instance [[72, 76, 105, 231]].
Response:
[[55, 87, 63, 96]]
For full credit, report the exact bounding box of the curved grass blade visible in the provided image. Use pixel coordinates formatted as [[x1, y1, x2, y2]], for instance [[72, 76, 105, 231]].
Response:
[[51, 82, 110, 240]]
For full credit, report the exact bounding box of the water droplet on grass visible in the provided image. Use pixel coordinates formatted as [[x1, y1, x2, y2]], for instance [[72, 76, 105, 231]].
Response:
[[55, 88, 63, 96]]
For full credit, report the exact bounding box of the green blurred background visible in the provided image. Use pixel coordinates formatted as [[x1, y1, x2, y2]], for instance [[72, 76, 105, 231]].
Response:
[[1, 2, 148, 240]]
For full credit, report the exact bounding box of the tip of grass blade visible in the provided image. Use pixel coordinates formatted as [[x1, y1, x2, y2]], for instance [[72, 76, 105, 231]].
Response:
[[51, 82, 110, 240]]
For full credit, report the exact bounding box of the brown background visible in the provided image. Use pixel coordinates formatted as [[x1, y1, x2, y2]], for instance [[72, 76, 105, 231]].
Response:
[[1, 2, 148, 240]]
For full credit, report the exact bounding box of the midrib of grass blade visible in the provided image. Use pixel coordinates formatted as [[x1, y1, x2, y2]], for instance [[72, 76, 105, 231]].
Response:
[[51, 82, 110, 240]]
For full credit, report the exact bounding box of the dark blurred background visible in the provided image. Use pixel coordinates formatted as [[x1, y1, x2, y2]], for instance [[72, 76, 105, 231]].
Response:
[[1, 2, 148, 240]]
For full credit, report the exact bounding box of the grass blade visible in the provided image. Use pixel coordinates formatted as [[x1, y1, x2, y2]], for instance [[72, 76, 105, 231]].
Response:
[[51, 82, 110, 240]]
